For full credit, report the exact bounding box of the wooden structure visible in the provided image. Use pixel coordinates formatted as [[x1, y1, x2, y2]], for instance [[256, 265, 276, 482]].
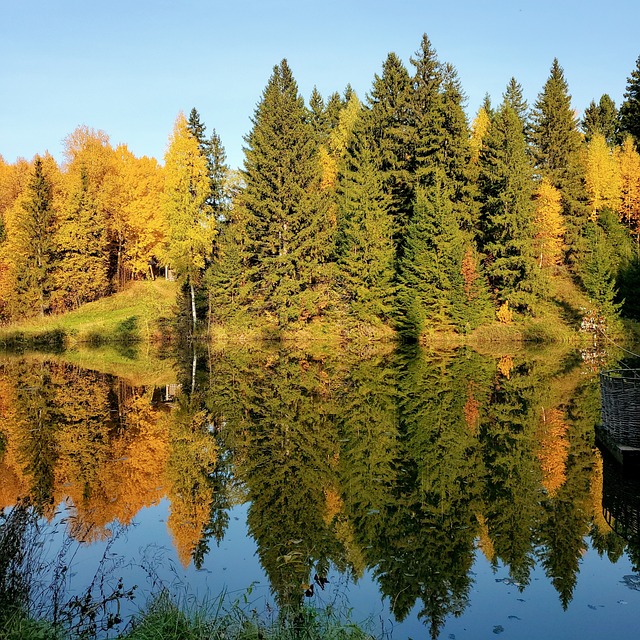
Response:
[[598, 369, 640, 465]]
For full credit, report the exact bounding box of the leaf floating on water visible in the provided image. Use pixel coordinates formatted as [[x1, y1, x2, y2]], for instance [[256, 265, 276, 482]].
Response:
[[508, 615, 521, 620]]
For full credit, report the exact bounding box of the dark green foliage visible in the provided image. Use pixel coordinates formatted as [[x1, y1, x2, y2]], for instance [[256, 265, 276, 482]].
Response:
[[336, 123, 395, 323], [11, 157, 57, 318], [395, 179, 467, 336], [242, 60, 333, 325], [582, 94, 618, 145], [530, 59, 587, 263], [367, 52, 414, 245], [410, 34, 445, 189], [478, 101, 539, 312], [619, 56, 640, 148], [187, 107, 230, 218], [503, 77, 529, 130], [440, 63, 477, 231], [579, 217, 623, 319]]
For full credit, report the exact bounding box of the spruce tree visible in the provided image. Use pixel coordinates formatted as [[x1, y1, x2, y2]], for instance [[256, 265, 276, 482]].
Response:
[[395, 175, 467, 337], [367, 52, 414, 246], [530, 59, 587, 263], [581, 95, 618, 146], [409, 34, 444, 189], [479, 101, 539, 313], [619, 56, 640, 148], [440, 62, 477, 231], [242, 59, 333, 326], [7, 157, 57, 317], [503, 77, 529, 125], [336, 123, 395, 324]]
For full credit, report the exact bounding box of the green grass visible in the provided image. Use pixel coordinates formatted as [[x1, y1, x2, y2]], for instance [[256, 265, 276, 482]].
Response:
[[0, 280, 178, 349]]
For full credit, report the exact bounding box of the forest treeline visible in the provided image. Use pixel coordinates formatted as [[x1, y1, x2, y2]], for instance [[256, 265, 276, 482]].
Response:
[[2, 34, 640, 338]]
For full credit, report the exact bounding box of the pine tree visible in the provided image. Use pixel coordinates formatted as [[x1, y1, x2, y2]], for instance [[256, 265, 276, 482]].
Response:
[[336, 126, 395, 324], [530, 59, 587, 264], [242, 59, 333, 326], [581, 95, 618, 145], [619, 56, 640, 148], [479, 101, 539, 313]]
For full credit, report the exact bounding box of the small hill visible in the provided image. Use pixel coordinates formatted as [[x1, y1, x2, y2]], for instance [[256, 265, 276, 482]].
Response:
[[0, 279, 178, 348]]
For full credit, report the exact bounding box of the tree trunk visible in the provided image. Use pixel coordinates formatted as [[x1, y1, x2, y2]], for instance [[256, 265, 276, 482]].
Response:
[[190, 281, 197, 333]]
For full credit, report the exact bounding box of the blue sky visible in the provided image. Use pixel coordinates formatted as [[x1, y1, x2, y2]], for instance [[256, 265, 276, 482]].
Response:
[[2, 0, 639, 170]]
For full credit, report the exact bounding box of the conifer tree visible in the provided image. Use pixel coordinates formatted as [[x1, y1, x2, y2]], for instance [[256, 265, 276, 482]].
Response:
[[440, 63, 477, 230], [581, 95, 618, 145], [2, 157, 58, 317], [530, 59, 587, 263], [410, 34, 444, 188], [503, 77, 529, 129], [242, 59, 333, 325], [479, 101, 539, 313], [367, 52, 414, 246], [619, 56, 640, 148], [395, 176, 467, 337], [336, 124, 395, 324]]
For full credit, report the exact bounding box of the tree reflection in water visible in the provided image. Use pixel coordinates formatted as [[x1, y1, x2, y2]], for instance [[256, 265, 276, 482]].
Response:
[[0, 343, 633, 638]]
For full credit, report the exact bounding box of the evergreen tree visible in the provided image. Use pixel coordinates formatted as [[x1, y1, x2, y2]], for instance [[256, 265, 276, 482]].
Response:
[[410, 34, 444, 188], [503, 77, 529, 129], [187, 108, 229, 217], [579, 217, 621, 320], [4, 158, 57, 317], [440, 63, 477, 230], [395, 176, 468, 337], [619, 56, 640, 148], [336, 125, 395, 324], [478, 101, 539, 313], [581, 94, 618, 146], [530, 59, 587, 264], [367, 52, 414, 246], [242, 59, 333, 325]]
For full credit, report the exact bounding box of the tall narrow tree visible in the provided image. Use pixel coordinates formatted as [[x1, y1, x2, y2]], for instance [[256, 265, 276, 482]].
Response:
[[242, 59, 333, 326], [530, 59, 587, 264], [163, 112, 215, 331]]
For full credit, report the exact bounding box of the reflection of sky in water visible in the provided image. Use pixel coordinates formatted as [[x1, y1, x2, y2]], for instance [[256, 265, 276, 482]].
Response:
[[47, 498, 640, 640]]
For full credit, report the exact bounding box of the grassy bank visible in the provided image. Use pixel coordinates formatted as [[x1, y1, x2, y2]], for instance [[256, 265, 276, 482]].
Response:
[[0, 280, 178, 350]]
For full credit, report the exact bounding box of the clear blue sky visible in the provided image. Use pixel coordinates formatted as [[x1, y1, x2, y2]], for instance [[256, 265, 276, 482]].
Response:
[[2, 0, 639, 170]]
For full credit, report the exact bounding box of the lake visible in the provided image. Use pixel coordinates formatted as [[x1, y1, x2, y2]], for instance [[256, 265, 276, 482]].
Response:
[[1, 342, 640, 638]]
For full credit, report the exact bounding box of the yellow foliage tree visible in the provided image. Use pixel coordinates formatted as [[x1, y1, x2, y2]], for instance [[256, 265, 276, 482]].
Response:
[[537, 407, 569, 497], [163, 112, 215, 330], [585, 132, 621, 219], [534, 177, 565, 268], [102, 145, 165, 286], [470, 106, 491, 164], [618, 134, 640, 240]]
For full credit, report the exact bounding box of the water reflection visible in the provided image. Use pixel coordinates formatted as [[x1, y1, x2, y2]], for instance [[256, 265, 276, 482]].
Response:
[[0, 343, 636, 638]]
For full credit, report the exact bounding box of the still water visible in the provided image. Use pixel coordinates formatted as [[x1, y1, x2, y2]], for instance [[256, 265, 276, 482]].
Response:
[[1, 343, 640, 638]]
